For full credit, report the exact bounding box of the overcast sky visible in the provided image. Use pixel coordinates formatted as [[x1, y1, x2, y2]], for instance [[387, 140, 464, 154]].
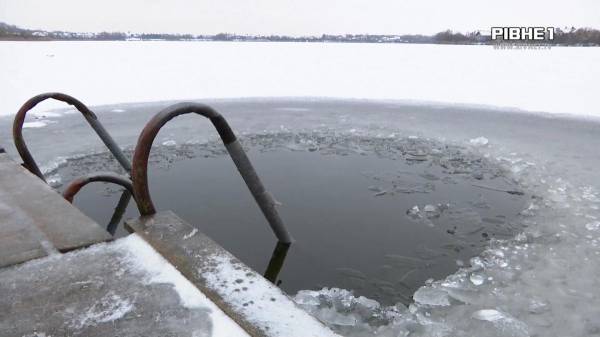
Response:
[[1, 0, 599, 36]]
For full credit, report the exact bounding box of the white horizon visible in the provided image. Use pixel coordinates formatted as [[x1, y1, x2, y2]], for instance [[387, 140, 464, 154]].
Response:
[[1, 0, 599, 36]]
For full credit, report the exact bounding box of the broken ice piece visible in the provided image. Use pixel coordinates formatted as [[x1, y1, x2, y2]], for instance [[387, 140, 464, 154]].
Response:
[[472, 309, 504, 321], [469, 273, 485, 285], [413, 287, 450, 306], [407, 205, 421, 219]]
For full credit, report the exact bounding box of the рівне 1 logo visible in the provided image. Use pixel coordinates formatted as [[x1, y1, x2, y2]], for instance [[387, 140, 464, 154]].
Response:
[[491, 27, 554, 41]]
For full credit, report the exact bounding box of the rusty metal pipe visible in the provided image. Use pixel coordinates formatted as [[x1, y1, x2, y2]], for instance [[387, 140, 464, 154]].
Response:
[[63, 172, 134, 203], [13, 93, 131, 182], [131, 102, 293, 243]]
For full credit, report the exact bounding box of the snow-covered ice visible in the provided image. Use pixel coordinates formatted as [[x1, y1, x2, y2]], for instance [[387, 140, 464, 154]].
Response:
[[22, 121, 49, 128], [469, 136, 489, 146], [0, 41, 598, 118]]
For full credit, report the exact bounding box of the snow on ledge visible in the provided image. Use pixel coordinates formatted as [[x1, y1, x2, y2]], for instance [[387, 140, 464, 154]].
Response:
[[118, 234, 251, 337]]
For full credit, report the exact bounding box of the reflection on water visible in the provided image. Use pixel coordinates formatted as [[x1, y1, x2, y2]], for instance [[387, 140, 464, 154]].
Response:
[[54, 132, 528, 305], [264, 242, 291, 285], [106, 190, 134, 235]]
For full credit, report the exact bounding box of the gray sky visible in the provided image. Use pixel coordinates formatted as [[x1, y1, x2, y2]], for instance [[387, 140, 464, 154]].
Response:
[[1, 0, 599, 36]]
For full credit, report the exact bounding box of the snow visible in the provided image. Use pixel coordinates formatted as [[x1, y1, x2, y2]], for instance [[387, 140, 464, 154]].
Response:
[[469, 136, 489, 146], [119, 234, 251, 337], [70, 292, 134, 329], [183, 227, 198, 239], [161, 139, 177, 146], [0, 41, 598, 118], [22, 121, 49, 128]]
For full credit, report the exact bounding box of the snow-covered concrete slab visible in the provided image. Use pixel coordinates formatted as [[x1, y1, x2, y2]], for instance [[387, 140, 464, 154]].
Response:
[[126, 211, 340, 337], [0, 234, 251, 337], [0, 153, 111, 267]]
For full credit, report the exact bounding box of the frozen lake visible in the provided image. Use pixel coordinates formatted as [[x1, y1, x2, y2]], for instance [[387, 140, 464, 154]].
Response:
[[0, 41, 599, 118], [1, 41, 600, 336], [1, 97, 600, 337]]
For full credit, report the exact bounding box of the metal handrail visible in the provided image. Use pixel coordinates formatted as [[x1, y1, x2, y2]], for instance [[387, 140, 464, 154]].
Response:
[[13, 93, 131, 182], [62, 172, 134, 203], [62, 172, 135, 235], [131, 102, 293, 244]]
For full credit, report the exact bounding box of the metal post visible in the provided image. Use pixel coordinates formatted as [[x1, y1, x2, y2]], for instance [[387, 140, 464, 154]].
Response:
[[131, 102, 293, 243]]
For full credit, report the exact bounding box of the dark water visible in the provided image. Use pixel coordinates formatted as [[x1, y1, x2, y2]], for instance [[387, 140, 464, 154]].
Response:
[[55, 133, 528, 305]]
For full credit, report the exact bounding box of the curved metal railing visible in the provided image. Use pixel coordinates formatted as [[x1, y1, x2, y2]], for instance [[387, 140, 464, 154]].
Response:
[[14, 93, 135, 234], [62, 172, 134, 203], [13, 92, 131, 182], [62, 172, 136, 235], [131, 102, 293, 243]]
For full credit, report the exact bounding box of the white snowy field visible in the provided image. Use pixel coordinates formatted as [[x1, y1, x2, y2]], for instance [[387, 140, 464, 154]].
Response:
[[0, 41, 598, 117]]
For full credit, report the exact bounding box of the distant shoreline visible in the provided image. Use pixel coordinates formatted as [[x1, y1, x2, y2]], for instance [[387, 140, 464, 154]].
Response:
[[1, 38, 598, 47], [2, 22, 599, 46]]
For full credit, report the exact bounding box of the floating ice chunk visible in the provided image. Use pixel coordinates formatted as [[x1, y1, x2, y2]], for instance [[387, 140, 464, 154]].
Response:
[[162, 140, 177, 146], [585, 221, 600, 231], [407, 205, 420, 215], [528, 299, 550, 314], [294, 290, 322, 306], [423, 204, 437, 212], [469, 273, 485, 285], [469, 136, 489, 146], [472, 309, 505, 321], [368, 185, 383, 192], [46, 175, 62, 188], [111, 108, 126, 113], [423, 204, 443, 218], [23, 121, 48, 128], [472, 309, 529, 337], [323, 313, 357, 326], [413, 287, 450, 306]]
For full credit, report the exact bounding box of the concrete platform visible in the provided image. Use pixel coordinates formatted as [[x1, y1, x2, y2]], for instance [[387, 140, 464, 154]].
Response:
[[0, 153, 111, 268], [0, 234, 250, 337]]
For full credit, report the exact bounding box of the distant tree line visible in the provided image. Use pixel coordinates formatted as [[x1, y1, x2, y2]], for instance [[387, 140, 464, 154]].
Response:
[[1, 22, 599, 46]]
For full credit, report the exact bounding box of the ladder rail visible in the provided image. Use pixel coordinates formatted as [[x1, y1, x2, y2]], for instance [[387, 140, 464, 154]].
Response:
[[13, 92, 131, 182], [131, 102, 293, 244], [62, 172, 134, 203]]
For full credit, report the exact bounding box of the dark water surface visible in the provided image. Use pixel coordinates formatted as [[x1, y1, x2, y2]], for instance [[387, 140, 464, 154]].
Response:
[[54, 133, 527, 305]]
